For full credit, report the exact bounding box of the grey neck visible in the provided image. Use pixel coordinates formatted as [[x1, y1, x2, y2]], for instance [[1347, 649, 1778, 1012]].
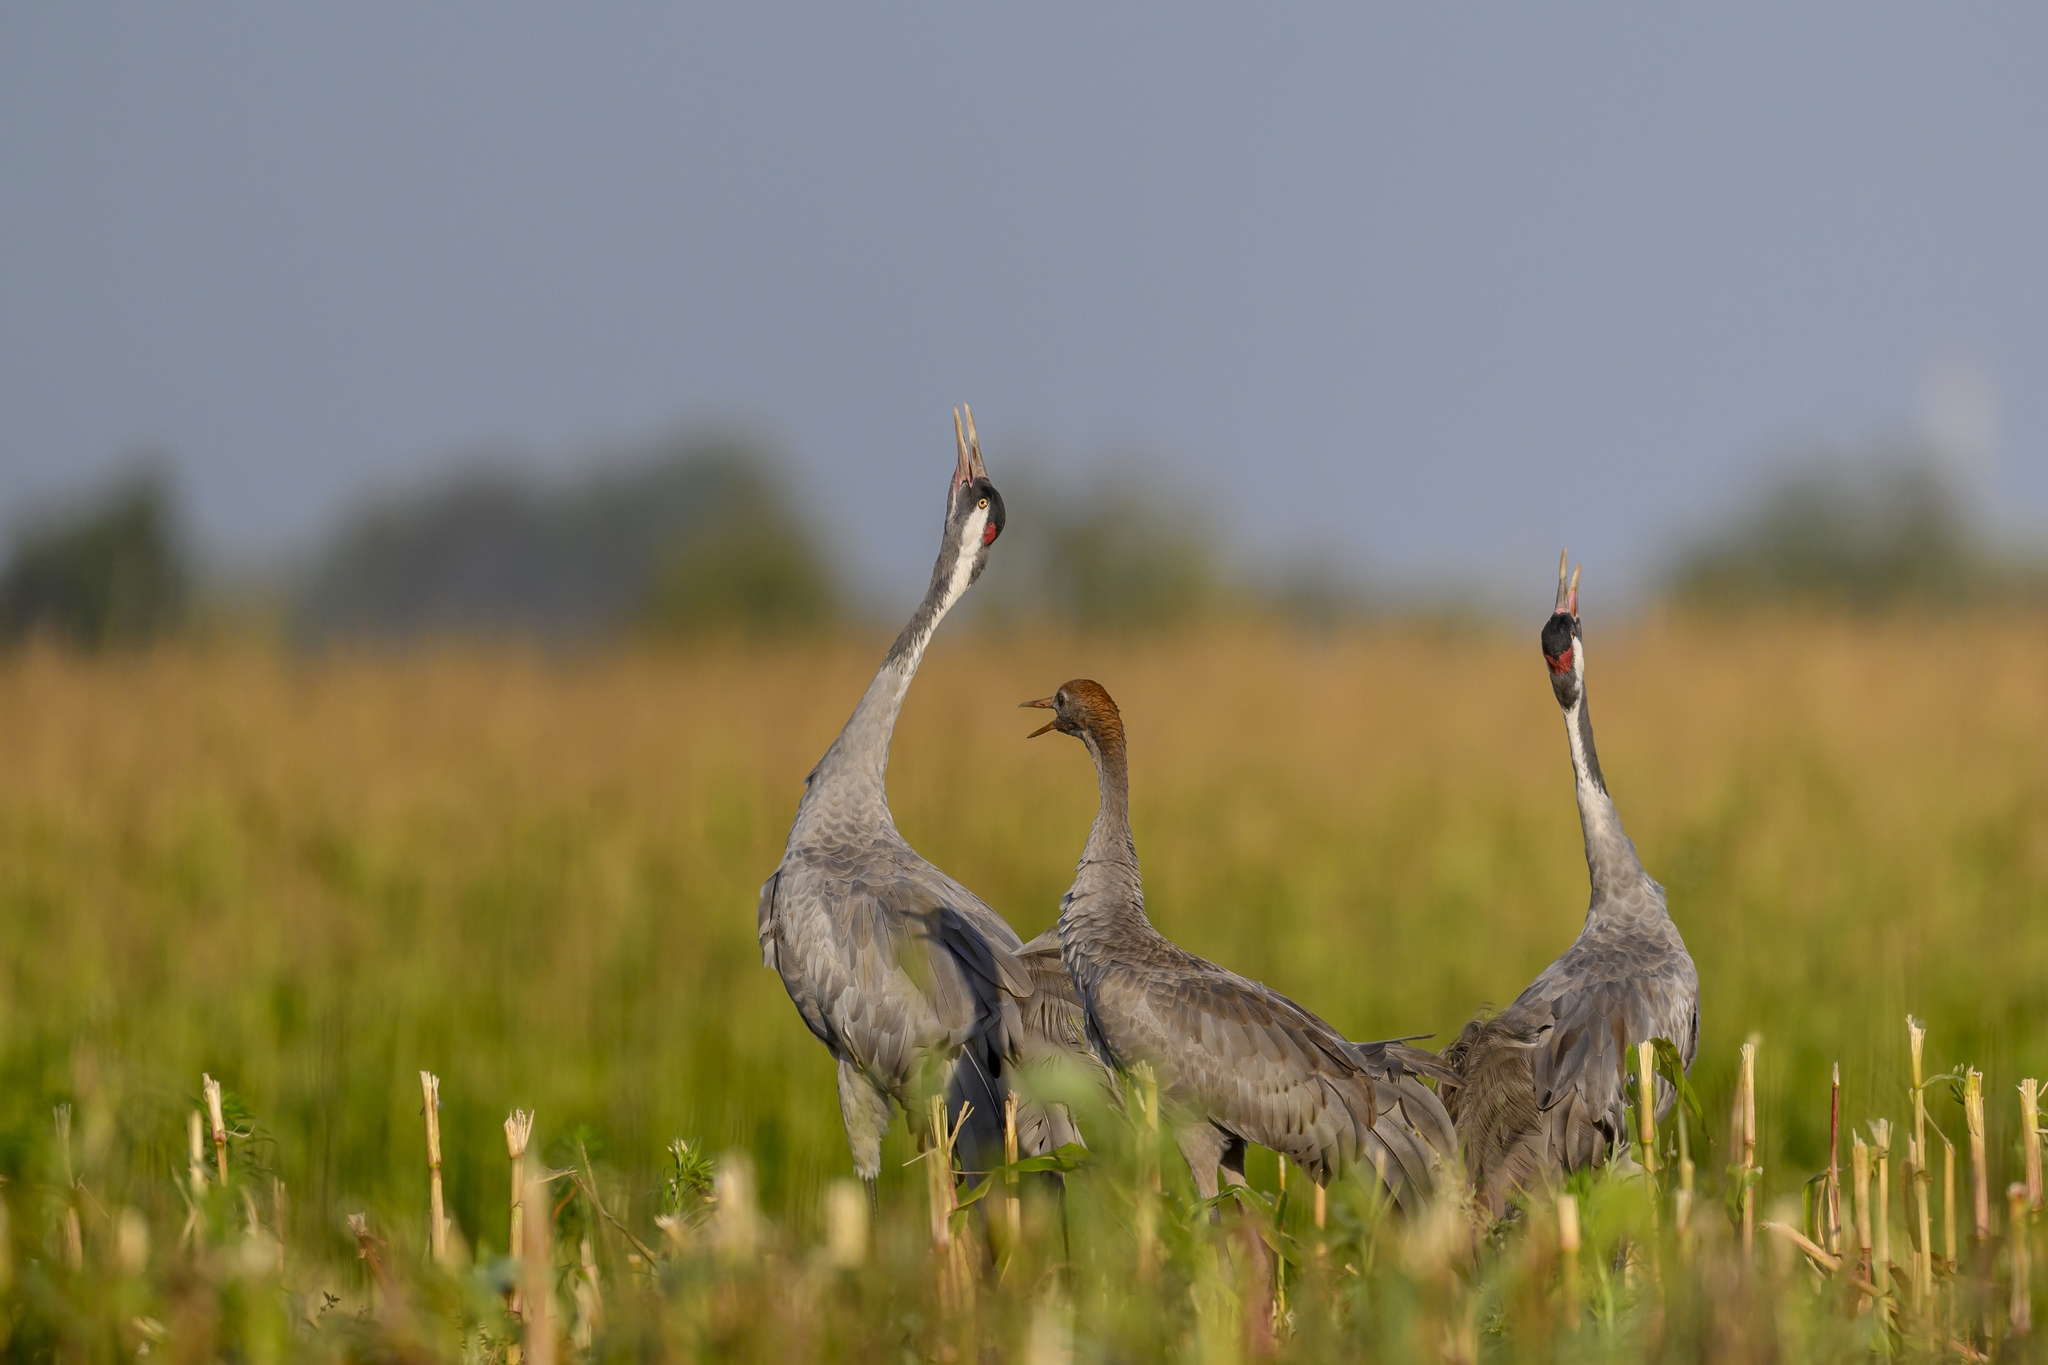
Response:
[[1059, 729, 1152, 944], [1560, 682, 1658, 919], [797, 533, 971, 826]]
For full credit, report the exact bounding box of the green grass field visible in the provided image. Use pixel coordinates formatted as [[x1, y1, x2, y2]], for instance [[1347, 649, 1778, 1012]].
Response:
[[3, 617, 2046, 1359]]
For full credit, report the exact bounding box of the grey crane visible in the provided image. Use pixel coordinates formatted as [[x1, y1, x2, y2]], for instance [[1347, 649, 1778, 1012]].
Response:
[[758, 408, 1087, 1192], [1024, 679, 1456, 1211], [1441, 553, 1700, 1218]]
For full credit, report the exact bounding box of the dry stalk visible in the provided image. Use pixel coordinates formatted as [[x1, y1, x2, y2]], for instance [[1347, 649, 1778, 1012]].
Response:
[[2022, 1079, 2042, 1214], [924, 1096, 973, 1308], [1828, 1062, 1843, 1256], [1912, 1136, 1934, 1309], [1946, 1138, 1959, 1268], [1966, 1069, 1989, 1242], [504, 1108, 533, 1349], [203, 1074, 229, 1184], [1910, 1019, 1928, 1163], [505, 1110, 533, 1274], [520, 1170, 555, 1365], [1557, 1192, 1581, 1327], [1765, 1220, 1838, 1272], [1761, 1222, 1886, 1297], [926, 1094, 957, 1253], [1740, 1038, 1758, 1257], [2011, 1183, 2032, 1334], [1636, 1039, 1658, 1176], [573, 1237, 603, 1350], [1872, 1120, 1892, 1298], [420, 1072, 446, 1263], [186, 1111, 207, 1198], [1853, 1133, 1873, 1289], [1003, 1091, 1022, 1253]]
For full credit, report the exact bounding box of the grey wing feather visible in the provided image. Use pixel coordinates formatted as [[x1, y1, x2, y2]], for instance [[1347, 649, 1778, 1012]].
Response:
[[1093, 957, 1448, 1205], [1015, 931, 1106, 1067], [757, 870, 781, 970], [1445, 945, 1698, 1217], [1350, 1036, 1460, 1089], [767, 847, 1026, 1092], [1526, 958, 1698, 1131], [1365, 1074, 1455, 1206], [885, 856, 1035, 991], [1002, 929, 1113, 1155]]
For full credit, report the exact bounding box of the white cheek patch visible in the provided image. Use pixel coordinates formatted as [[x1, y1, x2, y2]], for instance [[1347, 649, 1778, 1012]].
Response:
[[940, 507, 989, 610]]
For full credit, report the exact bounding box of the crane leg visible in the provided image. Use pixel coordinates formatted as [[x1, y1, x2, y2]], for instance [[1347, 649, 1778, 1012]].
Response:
[[1176, 1123, 1227, 1212]]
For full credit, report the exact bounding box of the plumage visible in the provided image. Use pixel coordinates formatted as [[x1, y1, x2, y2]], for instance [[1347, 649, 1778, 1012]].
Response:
[[758, 409, 1093, 1184], [1443, 553, 1701, 1218], [1028, 679, 1454, 1210]]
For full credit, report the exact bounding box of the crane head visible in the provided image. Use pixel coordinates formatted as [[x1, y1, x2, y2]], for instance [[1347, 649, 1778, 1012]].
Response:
[[943, 402, 1006, 557], [1020, 679, 1123, 749], [924, 405, 1007, 606], [1542, 548, 1585, 708]]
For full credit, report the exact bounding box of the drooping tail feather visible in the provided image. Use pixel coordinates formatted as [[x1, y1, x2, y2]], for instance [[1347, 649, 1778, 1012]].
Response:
[[946, 929, 1110, 1179]]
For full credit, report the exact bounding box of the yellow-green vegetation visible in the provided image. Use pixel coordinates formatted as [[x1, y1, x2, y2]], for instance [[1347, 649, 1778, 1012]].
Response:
[[2, 617, 2047, 1360]]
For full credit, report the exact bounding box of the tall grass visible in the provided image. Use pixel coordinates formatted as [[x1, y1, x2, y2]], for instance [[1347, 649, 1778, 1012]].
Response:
[[1, 616, 2045, 1356]]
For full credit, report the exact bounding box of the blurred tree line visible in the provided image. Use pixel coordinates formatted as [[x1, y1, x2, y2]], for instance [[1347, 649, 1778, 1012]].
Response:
[[4, 437, 2045, 652], [0, 470, 186, 648], [1663, 447, 2033, 609], [963, 466, 1233, 630], [291, 436, 836, 642]]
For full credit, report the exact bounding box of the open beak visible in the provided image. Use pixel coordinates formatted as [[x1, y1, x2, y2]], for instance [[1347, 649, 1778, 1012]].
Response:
[[1553, 548, 1581, 617], [953, 404, 988, 492], [1020, 695, 1058, 737]]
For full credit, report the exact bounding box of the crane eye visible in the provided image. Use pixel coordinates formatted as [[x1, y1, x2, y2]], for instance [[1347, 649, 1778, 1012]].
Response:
[[977, 497, 989, 509], [1056, 691, 1065, 706]]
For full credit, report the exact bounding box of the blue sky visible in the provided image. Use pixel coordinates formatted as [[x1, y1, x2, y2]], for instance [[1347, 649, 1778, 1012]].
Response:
[[3, 5, 2043, 607]]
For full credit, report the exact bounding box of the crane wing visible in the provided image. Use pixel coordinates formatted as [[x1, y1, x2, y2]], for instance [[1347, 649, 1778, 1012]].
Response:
[[757, 869, 782, 970], [1523, 958, 1697, 1124], [761, 845, 1030, 1080], [1093, 960, 1393, 1181], [1013, 929, 1098, 1060], [974, 929, 1111, 1158], [883, 858, 1034, 997], [1448, 955, 1699, 1214]]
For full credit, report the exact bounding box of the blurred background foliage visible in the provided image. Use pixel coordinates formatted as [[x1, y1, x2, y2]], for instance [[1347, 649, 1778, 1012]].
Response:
[[4, 436, 2048, 654], [1666, 447, 2026, 610], [964, 465, 1230, 630], [288, 435, 836, 644], [0, 468, 187, 649]]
